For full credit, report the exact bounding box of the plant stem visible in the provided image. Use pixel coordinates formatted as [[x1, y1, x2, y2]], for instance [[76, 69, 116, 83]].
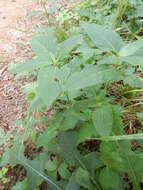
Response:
[[41, 0, 51, 26]]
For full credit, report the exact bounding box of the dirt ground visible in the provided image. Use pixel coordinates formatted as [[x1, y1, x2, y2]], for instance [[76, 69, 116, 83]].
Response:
[[0, 0, 42, 132]]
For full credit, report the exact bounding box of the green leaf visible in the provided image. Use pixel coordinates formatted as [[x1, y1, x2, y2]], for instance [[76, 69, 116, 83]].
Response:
[[11, 58, 51, 74], [7, 137, 25, 166], [77, 43, 102, 61], [125, 154, 143, 190], [56, 65, 70, 84], [0, 149, 11, 167], [123, 73, 142, 88], [128, 154, 143, 181], [83, 152, 103, 174], [75, 167, 91, 189], [98, 55, 119, 65], [82, 23, 123, 52], [23, 82, 37, 102], [78, 123, 98, 144], [118, 143, 142, 190], [38, 67, 61, 109], [101, 141, 143, 190], [92, 103, 113, 137], [112, 105, 124, 135], [46, 159, 58, 172], [59, 110, 78, 131], [0, 171, 3, 178], [2, 137, 60, 190], [66, 175, 79, 190], [36, 127, 57, 148], [30, 31, 57, 59], [100, 142, 126, 172], [58, 131, 78, 165], [120, 55, 143, 67], [7, 140, 47, 189], [99, 167, 119, 189], [58, 35, 83, 59], [120, 40, 143, 57], [65, 65, 122, 91], [2, 167, 8, 175], [29, 96, 43, 111], [136, 5, 143, 17], [23, 153, 60, 190], [11, 179, 28, 190], [58, 162, 70, 179]]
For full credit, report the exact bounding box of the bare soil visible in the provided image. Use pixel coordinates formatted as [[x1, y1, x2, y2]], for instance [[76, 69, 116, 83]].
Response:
[[0, 0, 42, 132], [0, 1, 47, 189]]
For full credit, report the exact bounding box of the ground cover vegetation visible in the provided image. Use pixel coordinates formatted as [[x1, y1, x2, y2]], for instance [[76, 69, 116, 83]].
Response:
[[1, 0, 143, 189]]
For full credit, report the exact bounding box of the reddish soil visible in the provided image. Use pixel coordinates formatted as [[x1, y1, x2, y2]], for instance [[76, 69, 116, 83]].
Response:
[[0, 0, 42, 131]]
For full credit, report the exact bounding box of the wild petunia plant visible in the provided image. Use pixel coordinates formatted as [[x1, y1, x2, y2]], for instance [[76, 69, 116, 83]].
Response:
[[3, 1, 143, 189]]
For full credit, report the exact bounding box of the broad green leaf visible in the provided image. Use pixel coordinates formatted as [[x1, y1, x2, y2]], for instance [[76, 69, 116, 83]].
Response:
[[100, 142, 125, 172], [23, 153, 60, 190], [83, 152, 103, 174], [66, 175, 79, 190], [58, 35, 83, 59], [7, 140, 45, 189], [120, 40, 143, 57], [78, 7, 95, 19], [128, 154, 143, 181], [82, 23, 123, 52], [125, 154, 143, 190], [72, 103, 91, 121], [56, 65, 70, 84], [118, 143, 142, 190], [0, 139, 24, 167], [30, 31, 57, 59], [112, 105, 124, 135], [123, 73, 142, 88], [120, 55, 143, 66], [36, 127, 57, 148], [58, 131, 78, 165], [11, 58, 51, 74], [11, 179, 28, 190], [98, 55, 119, 65], [101, 141, 142, 190], [75, 167, 91, 189], [38, 67, 61, 109], [0, 171, 3, 178], [78, 123, 98, 144], [59, 111, 78, 131], [136, 5, 143, 17], [67, 56, 83, 73], [23, 82, 37, 103], [76, 43, 102, 61], [7, 138, 60, 190], [46, 159, 58, 172], [2, 167, 8, 175], [7, 137, 25, 166], [92, 103, 113, 137], [29, 96, 43, 111], [58, 163, 70, 179], [99, 167, 119, 189], [65, 65, 122, 91]]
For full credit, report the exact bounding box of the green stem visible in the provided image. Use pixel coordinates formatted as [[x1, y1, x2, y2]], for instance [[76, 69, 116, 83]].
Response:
[[41, 0, 51, 26]]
